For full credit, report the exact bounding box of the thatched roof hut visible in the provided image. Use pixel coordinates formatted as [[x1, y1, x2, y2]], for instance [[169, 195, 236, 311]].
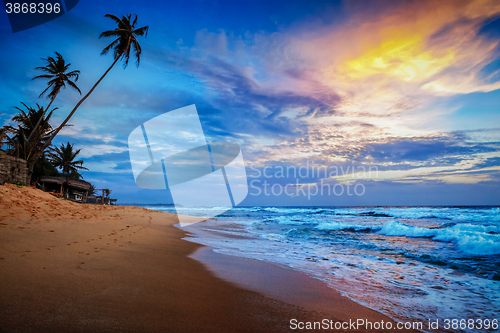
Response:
[[40, 176, 91, 202]]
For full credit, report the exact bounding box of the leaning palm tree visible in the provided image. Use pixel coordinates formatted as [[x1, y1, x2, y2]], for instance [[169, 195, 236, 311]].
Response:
[[28, 13, 149, 176], [30, 52, 81, 142], [49, 142, 88, 180]]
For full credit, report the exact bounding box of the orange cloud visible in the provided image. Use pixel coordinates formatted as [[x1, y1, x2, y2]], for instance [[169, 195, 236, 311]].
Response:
[[320, 0, 500, 93], [338, 32, 456, 82], [250, 0, 500, 183]]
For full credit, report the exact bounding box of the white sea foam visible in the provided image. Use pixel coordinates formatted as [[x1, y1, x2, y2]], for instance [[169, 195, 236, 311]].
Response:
[[378, 221, 500, 255], [316, 222, 380, 231], [171, 205, 500, 333]]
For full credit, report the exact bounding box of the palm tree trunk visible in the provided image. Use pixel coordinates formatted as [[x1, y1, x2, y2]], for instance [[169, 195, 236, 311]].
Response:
[[64, 173, 70, 198], [27, 54, 123, 181], [45, 95, 56, 112]]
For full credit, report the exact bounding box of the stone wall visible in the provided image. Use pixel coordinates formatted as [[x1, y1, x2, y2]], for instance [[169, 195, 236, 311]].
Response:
[[0, 151, 29, 185]]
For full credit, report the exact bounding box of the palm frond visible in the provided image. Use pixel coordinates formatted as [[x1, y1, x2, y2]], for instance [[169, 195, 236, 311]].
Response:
[[99, 29, 126, 39], [66, 70, 81, 80], [133, 25, 149, 37], [33, 67, 56, 75], [104, 14, 125, 26], [101, 37, 120, 56], [31, 74, 55, 80], [66, 80, 82, 95], [131, 39, 142, 67], [33, 52, 81, 101], [100, 14, 148, 68]]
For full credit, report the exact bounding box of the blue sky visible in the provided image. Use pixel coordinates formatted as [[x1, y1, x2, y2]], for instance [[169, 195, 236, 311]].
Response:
[[1, 0, 500, 205]]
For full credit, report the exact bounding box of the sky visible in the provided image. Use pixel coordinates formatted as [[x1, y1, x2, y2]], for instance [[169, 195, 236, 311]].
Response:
[[1, 0, 500, 206]]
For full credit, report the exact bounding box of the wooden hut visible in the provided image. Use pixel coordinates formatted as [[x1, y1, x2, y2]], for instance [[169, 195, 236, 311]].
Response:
[[39, 176, 65, 194], [39, 176, 91, 203]]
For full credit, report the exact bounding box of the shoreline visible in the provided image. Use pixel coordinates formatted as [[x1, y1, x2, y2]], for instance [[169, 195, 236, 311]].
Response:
[[1, 184, 416, 332], [189, 246, 412, 327]]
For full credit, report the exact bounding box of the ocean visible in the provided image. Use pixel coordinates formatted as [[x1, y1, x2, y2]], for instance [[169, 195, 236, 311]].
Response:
[[142, 205, 500, 331]]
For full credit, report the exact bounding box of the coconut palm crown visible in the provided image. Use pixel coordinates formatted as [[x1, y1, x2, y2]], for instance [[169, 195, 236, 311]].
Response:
[[10, 103, 55, 160], [12, 102, 54, 140], [32, 52, 81, 102], [99, 14, 149, 68], [49, 142, 88, 179]]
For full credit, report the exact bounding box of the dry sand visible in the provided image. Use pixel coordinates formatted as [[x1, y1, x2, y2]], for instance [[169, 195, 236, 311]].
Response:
[[0, 184, 415, 332]]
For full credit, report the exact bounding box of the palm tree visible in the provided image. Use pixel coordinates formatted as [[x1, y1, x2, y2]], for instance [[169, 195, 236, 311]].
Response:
[[30, 52, 81, 142], [49, 142, 88, 180], [32, 52, 81, 109], [28, 13, 149, 175], [0, 112, 8, 151], [11, 103, 55, 160], [12, 103, 54, 140], [88, 183, 97, 196]]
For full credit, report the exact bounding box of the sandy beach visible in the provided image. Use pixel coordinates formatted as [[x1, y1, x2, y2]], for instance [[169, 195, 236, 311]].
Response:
[[0, 184, 415, 332]]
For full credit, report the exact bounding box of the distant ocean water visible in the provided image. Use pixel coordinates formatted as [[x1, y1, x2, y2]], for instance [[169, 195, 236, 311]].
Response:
[[142, 205, 500, 331]]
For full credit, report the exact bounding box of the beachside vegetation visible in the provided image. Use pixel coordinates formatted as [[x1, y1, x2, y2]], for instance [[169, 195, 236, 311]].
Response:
[[30, 52, 81, 143], [8, 102, 55, 161], [48, 142, 88, 180], [0, 13, 148, 191], [29, 13, 149, 174]]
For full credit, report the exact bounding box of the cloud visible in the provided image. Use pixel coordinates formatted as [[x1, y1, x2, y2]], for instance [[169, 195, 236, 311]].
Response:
[[144, 47, 342, 144], [332, 163, 500, 184], [362, 136, 498, 163], [215, 0, 500, 186], [5, 0, 499, 193], [75, 144, 128, 158]]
